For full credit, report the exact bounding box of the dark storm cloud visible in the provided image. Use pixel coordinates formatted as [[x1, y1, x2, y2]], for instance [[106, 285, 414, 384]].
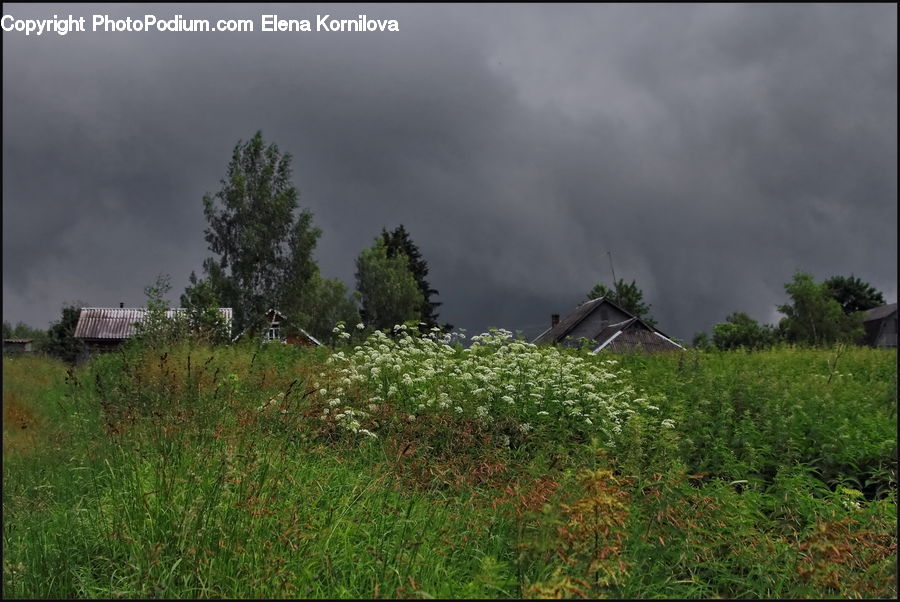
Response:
[[3, 3, 896, 341]]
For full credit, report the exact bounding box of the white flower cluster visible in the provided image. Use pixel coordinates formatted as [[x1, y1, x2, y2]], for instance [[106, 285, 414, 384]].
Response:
[[313, 325, 673, 444], [256, 391, 286, 412]]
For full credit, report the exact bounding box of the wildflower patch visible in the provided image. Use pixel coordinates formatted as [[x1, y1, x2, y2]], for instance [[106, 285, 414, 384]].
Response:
[[314, 325, 673, 459]]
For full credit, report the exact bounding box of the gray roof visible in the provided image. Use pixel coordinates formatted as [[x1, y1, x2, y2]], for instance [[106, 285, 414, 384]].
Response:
[[533, 297, 678, 343], [532, 297, 683, 353], [863, 303, 897, 323], [75, 307, 233, 340], [532, 297, 607, 345], [594, 325, 685, 353]]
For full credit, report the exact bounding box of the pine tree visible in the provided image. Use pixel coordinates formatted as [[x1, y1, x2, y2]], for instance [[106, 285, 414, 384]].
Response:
[[381, 225, 449, 331]]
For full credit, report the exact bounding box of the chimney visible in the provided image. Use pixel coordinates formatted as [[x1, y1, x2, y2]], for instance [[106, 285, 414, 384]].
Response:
[[120, 302, 124, 308], [551, 314, 560, 327]]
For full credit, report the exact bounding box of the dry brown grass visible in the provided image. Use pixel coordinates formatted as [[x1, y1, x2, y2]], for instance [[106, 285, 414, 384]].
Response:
[[3, 390, 47, 457]]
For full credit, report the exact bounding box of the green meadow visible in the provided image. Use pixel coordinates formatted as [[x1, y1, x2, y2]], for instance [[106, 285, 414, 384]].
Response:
[[3, 331, 896, 598]]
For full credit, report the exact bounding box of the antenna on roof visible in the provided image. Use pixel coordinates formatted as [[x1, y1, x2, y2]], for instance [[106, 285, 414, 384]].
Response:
[[607, 251, 618, 294]]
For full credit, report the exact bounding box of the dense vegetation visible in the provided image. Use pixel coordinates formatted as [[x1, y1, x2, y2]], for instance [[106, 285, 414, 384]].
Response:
[[3, 333, 896, 598]]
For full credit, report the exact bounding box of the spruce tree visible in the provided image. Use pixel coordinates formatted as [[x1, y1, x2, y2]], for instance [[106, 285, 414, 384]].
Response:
[[381, 225, 448, 331]]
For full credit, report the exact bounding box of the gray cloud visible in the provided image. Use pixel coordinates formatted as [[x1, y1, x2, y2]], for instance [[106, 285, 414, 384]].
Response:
[[3, 3, 896, 341]]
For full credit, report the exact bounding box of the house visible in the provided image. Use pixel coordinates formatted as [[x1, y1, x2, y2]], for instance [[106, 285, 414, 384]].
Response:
[[74, 305, 233, 353], [2, 338, 33, 354], [259, 309, 321, 347], [532, 297, 684, 353], [862, 303, 897, 348]]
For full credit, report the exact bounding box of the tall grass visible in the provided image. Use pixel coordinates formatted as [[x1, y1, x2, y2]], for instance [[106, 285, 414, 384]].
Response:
[[3, 337, 896, 598]]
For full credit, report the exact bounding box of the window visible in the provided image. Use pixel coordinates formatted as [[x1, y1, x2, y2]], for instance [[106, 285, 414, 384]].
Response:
[[266, 321, 281, 342]]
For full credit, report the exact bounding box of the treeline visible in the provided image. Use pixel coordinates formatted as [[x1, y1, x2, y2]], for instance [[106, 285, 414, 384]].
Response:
[[582, 271, 887, 351], [5, 132, 893, 357], [692, 273, 886, 351], [3, 305, 85, 362], [5, 132, 449, 359], [179, 131, 448, 345]]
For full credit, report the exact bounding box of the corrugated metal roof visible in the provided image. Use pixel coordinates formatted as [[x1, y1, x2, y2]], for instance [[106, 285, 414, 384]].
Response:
[[75, 307, 232, 340], [864, 303, 897, 323], [3, 338, 34, 344]]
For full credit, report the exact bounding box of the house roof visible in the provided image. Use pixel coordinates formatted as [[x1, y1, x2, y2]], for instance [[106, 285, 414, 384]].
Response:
[[253, 308, 322, 346], [532, 297, 683, 353], [594, 325, 685, 353], [3, 338, 33, 344], [532, 297, 679, 344], [863, 303, 897, 323], [75, 307, 233, 340], [532, 297, 610, 345]]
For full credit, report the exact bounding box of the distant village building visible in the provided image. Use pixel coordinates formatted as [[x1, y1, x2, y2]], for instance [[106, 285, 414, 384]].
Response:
[[532, 297, 684, 353], [862, 303, 898, 348], [2, 338, 33, 354], [74, 305, 233, 354], [259, 309, 322, 347]]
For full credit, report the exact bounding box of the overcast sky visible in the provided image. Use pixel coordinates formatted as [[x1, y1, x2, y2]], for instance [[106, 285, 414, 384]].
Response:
[[3, 3, 897, 341]]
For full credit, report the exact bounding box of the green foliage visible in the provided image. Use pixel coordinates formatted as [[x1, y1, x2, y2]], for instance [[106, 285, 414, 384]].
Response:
[[2, 321, 48, 351], [133, 274, 189, 347], [286, 272, 359, 345], [778, 272, 864, 346], [824, 275, 886, 315], [43, 303, 86, 364], [381, 224, 448, 331], [587, 279, 657, 327], [615, 347, 897, 492], [712, 312, 779, 351], [692, 331, 713, 350], [3, 339, 896, 599], [195, 131, 322, 337], [179, 273, 231, 344], [355, 238, 424, 332]]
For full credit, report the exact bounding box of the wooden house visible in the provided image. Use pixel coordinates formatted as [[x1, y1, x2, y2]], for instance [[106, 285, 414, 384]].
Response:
[[261, 309, 322, 347], [862, 303, 897, 348], [532, 297, 683, 353]]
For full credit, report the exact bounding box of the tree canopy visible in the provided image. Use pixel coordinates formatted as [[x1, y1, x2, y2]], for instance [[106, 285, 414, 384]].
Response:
[[823, 275, 886, 315], [188, 131, 323, 337], [380, 225, 448, 332], [44, 303, 86, 363], [355, 238, 424, 332], [2, 321, 47, 350], [712, 312, 778, 351], [587, 279, 657, 327], [290, 273, 360, 345], [777, 272, 863, 346]]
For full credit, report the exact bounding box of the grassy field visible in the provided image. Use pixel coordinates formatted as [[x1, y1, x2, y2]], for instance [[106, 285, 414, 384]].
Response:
[[3, 330, 896, 598]]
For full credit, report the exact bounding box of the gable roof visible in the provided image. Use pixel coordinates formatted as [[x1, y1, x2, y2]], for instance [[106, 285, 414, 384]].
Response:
[[75, 307, 233, 340], [863, 303, 897, 323], [532, 297, 683, 352], [532, 297, 678, 343], [532, 297, 614, 345], [253, 308, 322, 346]]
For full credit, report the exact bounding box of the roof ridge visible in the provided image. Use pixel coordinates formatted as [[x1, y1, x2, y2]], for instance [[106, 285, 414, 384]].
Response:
[[555, 297, 606, 338]]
